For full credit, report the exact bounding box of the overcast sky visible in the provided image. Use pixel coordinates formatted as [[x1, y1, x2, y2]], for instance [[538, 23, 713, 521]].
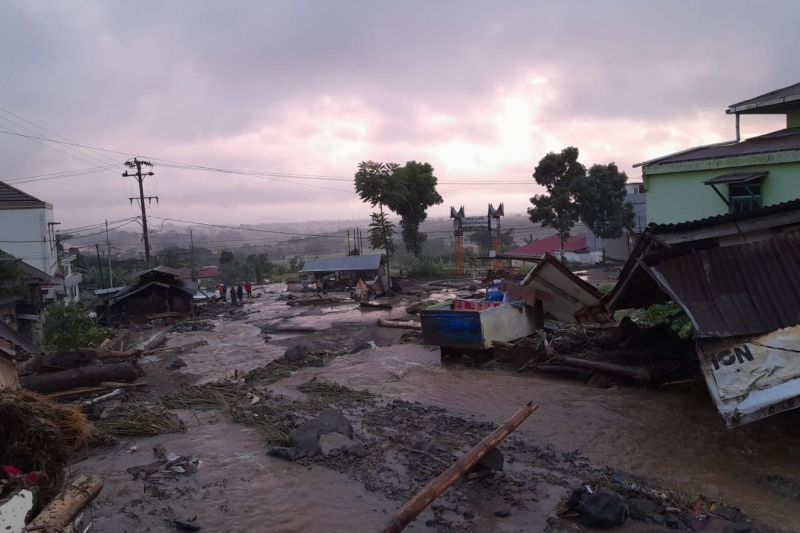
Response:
[[0, 1, 796, 229]]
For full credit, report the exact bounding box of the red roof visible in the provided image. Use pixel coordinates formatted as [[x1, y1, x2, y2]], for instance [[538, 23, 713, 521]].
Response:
[[507, 235, 587, 257]]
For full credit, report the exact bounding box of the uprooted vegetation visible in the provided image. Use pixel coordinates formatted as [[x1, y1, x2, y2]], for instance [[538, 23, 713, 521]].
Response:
[[0, 389, 91, 500]]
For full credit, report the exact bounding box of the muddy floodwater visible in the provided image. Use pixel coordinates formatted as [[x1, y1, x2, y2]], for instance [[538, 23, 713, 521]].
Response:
[[72, 284, 800, 532]]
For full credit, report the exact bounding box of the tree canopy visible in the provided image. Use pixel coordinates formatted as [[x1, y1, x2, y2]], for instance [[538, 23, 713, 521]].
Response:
[[528, 147, 584, 251], [388, 161, 443, 258], [573, 163, 634, 239], [529, 147, 633, 248]]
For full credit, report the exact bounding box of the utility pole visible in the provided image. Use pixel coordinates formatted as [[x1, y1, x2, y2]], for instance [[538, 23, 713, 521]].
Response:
[[189, 230, 196, 281], [123, 158, 157, 267], [105, 219, 113, 287], [95, 243, 105, 289], [347, 230, 351, 255]]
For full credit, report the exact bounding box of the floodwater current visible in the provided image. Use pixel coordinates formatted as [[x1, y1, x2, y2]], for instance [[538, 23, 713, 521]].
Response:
[[73, 285, 800, 532]]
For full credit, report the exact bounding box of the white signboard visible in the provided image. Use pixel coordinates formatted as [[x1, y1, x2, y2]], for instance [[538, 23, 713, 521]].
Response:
[[462, 216, 488, 232], [698, 324, 800, 427]]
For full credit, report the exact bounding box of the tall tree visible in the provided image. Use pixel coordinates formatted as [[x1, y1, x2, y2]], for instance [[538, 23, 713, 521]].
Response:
[[574, 163, 635, 239], [388, 161, 443, 258], [528, 147, 585, 252], [367, 212, 396, 254], [354, 161, 402, 283]]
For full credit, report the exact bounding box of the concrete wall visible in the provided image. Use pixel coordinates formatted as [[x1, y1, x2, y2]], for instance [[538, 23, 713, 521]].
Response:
[[644, 160, 800, 225], [0, 206, 57, 275]]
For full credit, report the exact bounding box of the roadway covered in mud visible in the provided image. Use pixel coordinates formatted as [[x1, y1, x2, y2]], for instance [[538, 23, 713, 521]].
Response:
[[70, 283, 800, 532]]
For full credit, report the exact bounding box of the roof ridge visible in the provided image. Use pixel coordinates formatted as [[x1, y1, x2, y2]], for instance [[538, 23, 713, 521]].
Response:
[[0, 180, 47, 207]]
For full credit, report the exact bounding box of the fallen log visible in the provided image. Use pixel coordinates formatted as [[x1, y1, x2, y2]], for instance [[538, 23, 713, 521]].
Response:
[[557, 356, 650, 382], [20, 363, 142, 394], [26, 474, 103, 533], [381, 401, 538, 533], [376, 318, 422, 331], [96, 349, 143, 360]]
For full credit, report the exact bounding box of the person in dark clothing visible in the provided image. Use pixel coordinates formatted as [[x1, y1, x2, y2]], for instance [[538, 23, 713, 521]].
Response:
[[237, 285, 244, 304], [220, 283, 227, 302], [230, 285, 238, 307]]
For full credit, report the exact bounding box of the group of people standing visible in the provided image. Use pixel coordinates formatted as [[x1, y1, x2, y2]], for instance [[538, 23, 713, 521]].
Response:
[[218, 281, 253, 306]]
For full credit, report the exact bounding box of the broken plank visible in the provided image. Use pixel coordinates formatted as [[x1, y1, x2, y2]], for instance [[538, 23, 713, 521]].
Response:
[[381, 401, 538, 533]]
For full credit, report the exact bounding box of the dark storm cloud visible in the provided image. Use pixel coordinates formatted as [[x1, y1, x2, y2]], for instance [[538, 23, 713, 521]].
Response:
[[0, 0, 798, 226]]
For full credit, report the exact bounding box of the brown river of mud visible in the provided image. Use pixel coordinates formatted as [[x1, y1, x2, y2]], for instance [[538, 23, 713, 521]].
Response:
[[71, 284, 800, 532]]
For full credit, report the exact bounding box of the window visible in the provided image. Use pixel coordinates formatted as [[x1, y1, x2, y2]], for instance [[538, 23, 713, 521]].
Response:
[[729, 184, 762, 213]]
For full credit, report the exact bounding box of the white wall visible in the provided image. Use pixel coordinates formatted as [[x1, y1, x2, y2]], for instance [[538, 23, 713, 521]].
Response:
[[0, 206, 57, 276]]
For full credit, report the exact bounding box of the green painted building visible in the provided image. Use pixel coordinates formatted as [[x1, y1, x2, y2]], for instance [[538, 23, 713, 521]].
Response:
[[639, 82, 800, 225]]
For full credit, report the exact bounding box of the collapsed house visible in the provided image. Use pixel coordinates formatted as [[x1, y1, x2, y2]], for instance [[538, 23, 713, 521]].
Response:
[[607, 199, 800, 427], [103, 266, 197, 323]]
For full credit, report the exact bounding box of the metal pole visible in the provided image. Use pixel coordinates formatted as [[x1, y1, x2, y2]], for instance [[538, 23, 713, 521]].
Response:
[[190, 229, 196, 281], [95, 243, 105, 289], [105, 219, 113, 287]]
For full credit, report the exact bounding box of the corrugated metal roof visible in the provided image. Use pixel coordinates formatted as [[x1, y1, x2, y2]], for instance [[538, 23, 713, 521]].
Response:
[[652, 236, 800, 338], [0, 181, 48, 209], [301, 255, 382, 273], [728, 81, 800, 114], [649, 198, 800, 234], [647, 128, 800, 166], [704, 171, 767, 185]]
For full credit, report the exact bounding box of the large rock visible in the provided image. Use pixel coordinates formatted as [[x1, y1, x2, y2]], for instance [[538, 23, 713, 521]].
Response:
[[580, 490, 628, 528], [283, 344, 309, 362], [287, 408, 354, 458], [319, 432, 356, 457]]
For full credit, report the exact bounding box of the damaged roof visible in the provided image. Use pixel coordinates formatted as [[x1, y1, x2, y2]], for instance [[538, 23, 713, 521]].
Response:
[[609, 200, 800, 338], [301, 255, 382, 273], [648, 236, 800, 337]]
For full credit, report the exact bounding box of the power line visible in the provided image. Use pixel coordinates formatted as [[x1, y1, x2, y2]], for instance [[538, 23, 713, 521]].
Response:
[[0, 128, 532, 186]]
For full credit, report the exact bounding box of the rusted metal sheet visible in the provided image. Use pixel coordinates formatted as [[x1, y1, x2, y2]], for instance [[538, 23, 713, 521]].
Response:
[[697, 326, 800, 427], [649, 236, 800, 338], [520, 254, 608, 324]]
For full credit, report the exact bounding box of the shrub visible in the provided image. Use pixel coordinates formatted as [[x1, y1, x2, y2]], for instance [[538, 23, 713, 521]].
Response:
[[43, 304, 112, 353]]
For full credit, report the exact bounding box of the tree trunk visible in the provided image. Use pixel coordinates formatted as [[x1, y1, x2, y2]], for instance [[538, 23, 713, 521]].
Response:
[[20, 363, 142, 394], [27, 474, 103, 531], [380, 203, 392, 292]]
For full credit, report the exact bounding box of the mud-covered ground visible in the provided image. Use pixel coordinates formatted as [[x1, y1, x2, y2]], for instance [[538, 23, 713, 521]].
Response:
[[68, 283, 800, 532]]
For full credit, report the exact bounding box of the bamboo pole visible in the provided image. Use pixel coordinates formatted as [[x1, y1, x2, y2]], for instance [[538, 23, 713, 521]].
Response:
[[381, 401, 538, 533], [26, 474, 103, 532]]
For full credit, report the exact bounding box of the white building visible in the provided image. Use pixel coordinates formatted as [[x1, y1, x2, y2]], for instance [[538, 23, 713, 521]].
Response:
[[0, 181, 59, 276]]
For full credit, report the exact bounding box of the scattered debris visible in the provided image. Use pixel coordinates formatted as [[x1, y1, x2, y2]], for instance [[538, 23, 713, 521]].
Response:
[[94, 405, 186, 439], [167, 357, 187, 370]]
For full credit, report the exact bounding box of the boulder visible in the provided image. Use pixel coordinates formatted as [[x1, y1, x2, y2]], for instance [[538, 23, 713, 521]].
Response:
[[283, 344, 309, 362], [319, 432, 356, 457], [286, 408, 354, 458], [580, 490, 627, 528]]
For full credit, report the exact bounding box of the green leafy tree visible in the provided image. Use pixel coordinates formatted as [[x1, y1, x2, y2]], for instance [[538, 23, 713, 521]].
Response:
[[528, 147, 585, 252], [219, 250, 235, 265], [368, 212, 396, 254], [43, 304, 111, 352], [288, 255, 304, 273], [467, 228, 515, 255], [573, 163, 635, 239], [387, 161, 443, 258], [355, 161, 402, 279]]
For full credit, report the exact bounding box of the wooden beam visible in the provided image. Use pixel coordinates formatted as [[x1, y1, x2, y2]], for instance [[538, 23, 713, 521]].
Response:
[[381, 401, 538, 532]]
